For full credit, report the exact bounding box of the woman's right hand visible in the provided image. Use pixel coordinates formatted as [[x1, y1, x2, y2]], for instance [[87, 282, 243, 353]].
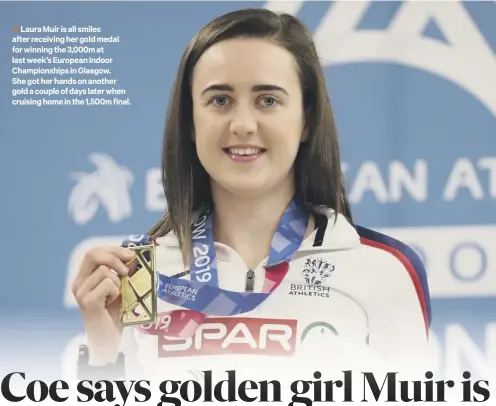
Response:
[[71, 246, 136, 365]]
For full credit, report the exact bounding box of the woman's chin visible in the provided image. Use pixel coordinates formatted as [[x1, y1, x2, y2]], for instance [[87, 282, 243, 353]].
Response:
[[213, 176, 273, 197]]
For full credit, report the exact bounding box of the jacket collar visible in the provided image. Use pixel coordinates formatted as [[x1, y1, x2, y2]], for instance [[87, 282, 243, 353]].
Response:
[[300, 206, 361, 252]]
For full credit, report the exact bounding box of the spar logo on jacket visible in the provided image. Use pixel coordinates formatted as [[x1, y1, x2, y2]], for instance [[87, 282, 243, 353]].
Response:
[[156, 317, 341, 358]]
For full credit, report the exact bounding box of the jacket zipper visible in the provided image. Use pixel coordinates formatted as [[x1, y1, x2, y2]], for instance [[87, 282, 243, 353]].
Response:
[[245, 269, 255, 292]]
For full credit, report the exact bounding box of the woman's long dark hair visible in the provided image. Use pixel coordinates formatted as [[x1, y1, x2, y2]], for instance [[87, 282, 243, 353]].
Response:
[[148, 8, 352, 263]]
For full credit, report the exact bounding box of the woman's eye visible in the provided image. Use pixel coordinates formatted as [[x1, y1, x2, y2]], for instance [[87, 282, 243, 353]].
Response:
[[260, 96, 279, 108], [211, 96, 229, 106]]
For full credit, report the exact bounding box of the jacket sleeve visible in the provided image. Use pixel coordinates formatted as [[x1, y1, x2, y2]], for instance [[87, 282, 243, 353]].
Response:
[[119, 325, 146, 379], [356, 226, 434, 376]]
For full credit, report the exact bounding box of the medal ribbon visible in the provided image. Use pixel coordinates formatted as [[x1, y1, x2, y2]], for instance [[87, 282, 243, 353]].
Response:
[[122, 198, 308, 337]]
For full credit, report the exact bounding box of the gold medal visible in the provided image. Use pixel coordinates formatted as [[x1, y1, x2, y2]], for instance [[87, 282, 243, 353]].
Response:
[[120, 243, 157, 326]]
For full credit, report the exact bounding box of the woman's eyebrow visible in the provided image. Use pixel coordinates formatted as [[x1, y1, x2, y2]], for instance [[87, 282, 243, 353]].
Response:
[[201, 83, 289, 96]]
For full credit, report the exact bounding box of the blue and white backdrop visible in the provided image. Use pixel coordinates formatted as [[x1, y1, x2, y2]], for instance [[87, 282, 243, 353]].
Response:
[[1, 0, 495, 381]]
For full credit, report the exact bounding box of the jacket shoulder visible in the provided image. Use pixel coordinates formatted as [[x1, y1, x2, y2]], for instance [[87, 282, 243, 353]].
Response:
[[354, 224, 431, 328]]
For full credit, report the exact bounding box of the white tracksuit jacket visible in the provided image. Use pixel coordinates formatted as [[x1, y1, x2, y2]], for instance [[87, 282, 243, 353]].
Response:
[[113, 208, 432, 392]]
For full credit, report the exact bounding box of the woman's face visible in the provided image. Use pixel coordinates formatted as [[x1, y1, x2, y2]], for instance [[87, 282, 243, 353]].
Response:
[[191, 37, 306, 198]]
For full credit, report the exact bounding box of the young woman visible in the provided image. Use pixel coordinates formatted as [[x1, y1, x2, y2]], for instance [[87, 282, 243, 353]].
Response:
[[72, 8, 432, 381]]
